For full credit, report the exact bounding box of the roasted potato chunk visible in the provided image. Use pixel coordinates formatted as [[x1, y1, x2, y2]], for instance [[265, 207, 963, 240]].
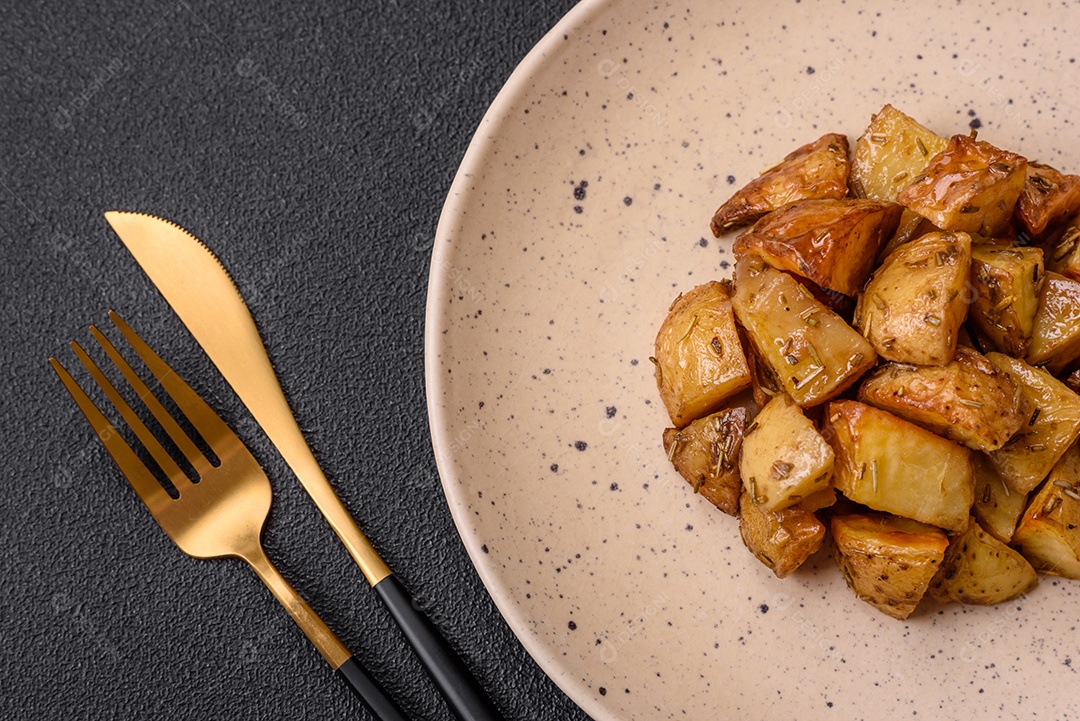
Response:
[[850, 104, 949, 203], [739, 393, 834, 512], [986, 353, 1080, 493], [654, 281, 751, 427], [1027, 271, 1080, 374], [711, 133, 850, 234], [897, 134, 1027, 237], [1012, 441, 1080, 579], [971, 454, 1028, 544], [824, 400, 974, 532], [831, 513, 948, 620], [968, 245, 1044, 357], [1045, 224, 1080, 281], [733, 198, 903, 296], [857, 346, 1022, 452], [731, 259, 876, 407], [1014, 162, 1080, 238], [854, 231, 972, 366], [663, 406, 749, 516], [738, 488, 825, 578], [927, 516, 1037, 605]]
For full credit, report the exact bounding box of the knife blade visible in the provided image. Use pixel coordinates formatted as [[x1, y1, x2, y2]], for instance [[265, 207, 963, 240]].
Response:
[[105, 210, 504, 721]]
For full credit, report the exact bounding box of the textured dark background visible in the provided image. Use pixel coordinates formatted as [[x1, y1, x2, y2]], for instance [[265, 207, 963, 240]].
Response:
[[0, 0, 590, 719]]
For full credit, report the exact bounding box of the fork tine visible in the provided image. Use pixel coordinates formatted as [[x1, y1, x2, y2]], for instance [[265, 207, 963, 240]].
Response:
[[90, 324, 211, 477], [49, 357, 172, 515], [69, 339, 190, 491], [108, 311, 238, 458]]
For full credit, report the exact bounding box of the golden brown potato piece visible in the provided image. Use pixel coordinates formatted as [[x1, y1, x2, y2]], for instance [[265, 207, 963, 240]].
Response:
[[968, 245, 1044, 357], [927, 517, 1037, 605], [971, 454, 1028, 544], [711, 133, 850, 235], [732, 198, 903, 296], [738, 488, 825, 578], [654, 281, 751, 427], [663, 406, 749, 516], [850, 104, 949, 253], [731, 259, 877, 408], [857, 346, 1022, 452], [1014, 162, 1080, 238], [1027, 272, 1080, 374], [1045, 224, 1080, 281], [1012, 441, 1080, 579], [739, 393, 834, 512], [854, 231, 972, 366], [986, 353, 1080, 493], [831, 512, 949, 620], [824, 400, 974, 532], [897, 134, 1027, 237]]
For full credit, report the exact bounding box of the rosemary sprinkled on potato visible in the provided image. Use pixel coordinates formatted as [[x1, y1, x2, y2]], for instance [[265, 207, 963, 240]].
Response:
[[869, 134, 888, 144], [1028, 443, 1047, 452], [981, 484, 992, 504], [785, 353, 799, 366], [797, 284, 813, 300], [924, 314, 942, 326], [679, 314, 699, 342], [871, 293, 887, 310], [667, 432, 682, 462], [693, 475, 706, 494], [745, 421, 759, 435], [957, 399, 984, 408], [1029, 407, 1041, 426], [668, 293, 684, 311], [794, 365, 824, 389], [649, 356, 662, 388], [779, 292, 788, 305], [871, 459, 879, 494], [771, 461, 794, 480], [1064, 488, 1080, 502], [916, 137, 928, 156], [1053, 480, 1074, 489], [990, 161, 1013, 173], [960, 204, 979, 214], [891, 171, 909, 183], [1043, 496, 1062, 515], [710, 336, 724, 356], [830, 412, 841, 423]]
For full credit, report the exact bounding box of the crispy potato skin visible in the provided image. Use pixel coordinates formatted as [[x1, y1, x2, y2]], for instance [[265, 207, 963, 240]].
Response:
[[971, 454, 1028, 544], [1015, 162, 1080, 238], [831, 513, 948, 620], [1012, 441, 1080, 579], [1027, 271, 1080, 374], [897, 134, 1027, 236], [985, 353, 1080, 493], [731, 259, 877, 407], [733, 198, 903, 296], [824, 400, 974, 532], [712, 133, 850, 235], [1045, 225, 1080, 281], [739, 393, 834, 512], [969, 245, 1044, 357], [850, 104, 949, 203], [738, 489, 825, 578], [857, 346, 1022, 452], [655, 281, 751, 427], [928, 516, 1037, 605], [663, 406, 749, 516], [854, 231, 972, 366]]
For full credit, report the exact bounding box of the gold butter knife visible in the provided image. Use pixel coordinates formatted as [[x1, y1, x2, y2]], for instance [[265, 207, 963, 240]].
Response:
[[105, 211, 503, 721]]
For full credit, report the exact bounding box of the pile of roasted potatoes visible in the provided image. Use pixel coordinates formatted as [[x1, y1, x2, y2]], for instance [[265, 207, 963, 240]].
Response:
[[654, 105, 1080, 619]]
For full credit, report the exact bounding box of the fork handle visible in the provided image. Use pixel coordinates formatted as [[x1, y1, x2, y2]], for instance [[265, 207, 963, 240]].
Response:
[[244, 548, 411, 721], [374, 574, 504, 721]]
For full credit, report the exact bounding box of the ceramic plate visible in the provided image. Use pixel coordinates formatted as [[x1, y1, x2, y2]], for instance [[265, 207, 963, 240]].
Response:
[[425, 1, 1080, 718]]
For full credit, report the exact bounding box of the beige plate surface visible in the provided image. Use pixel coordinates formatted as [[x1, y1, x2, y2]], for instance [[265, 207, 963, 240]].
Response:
[[425, 1, 1080, 719]]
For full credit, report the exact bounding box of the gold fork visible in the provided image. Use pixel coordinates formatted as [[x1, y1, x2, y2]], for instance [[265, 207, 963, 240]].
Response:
[[49, 312, 410, 721]]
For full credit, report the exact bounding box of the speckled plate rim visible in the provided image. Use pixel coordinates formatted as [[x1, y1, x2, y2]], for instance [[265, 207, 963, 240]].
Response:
[[424, 0, 611, 715]]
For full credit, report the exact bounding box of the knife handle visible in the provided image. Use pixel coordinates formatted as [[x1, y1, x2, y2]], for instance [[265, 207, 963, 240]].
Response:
[[337, 657, 412, 721], [373, 575, 505, 721]]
